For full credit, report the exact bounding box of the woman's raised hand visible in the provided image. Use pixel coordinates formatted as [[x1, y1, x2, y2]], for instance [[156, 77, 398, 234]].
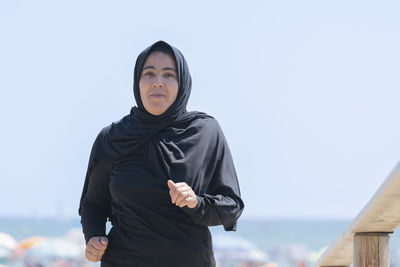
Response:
[[85, 236, 108, 262], [167, 180, 198, 209]]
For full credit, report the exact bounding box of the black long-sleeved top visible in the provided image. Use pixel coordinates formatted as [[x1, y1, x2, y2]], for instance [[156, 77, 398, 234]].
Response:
[[80, 40, 245, 266], [79, 124, 244, 266]]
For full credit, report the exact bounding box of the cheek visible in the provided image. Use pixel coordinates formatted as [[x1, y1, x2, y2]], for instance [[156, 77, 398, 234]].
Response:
[[139, 81, 149, 99], [168, 81, 179, 101]]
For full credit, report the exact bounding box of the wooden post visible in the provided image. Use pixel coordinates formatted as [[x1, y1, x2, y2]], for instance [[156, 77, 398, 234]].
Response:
[[353, 232, 391, 267]]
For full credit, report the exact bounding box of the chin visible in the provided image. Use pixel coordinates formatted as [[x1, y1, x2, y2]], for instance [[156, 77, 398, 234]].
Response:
[[144, 102, 170, 116], [148, 108, 167, 116]]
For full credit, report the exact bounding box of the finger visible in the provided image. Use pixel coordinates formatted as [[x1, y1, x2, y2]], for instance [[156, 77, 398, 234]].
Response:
[[170, 187, 188, 203], [89, 247, 105, 257], [90, 247, 105, 256], [177, 197, 189, 208], [169, 190, 178, 204], [87, 247, 105, 256], [89, 242, 105, 252], [167, 180, 175, 189], [86, 254, 97, 262], [180, 196, 198, 208], [93, 238, 108, 250], [175, 191, 191, 206], [169, 184, 187, 196], [100, 236, 108, 246], [169, 181, 187, 190], [178, 197, 194, 208], [173, 182, 188, 187], [87, 246, 104, 257], [167, 180, 187, 190], [86, 250, 102, 262], [91, 241, 107, 252], [87, 255, 101, 263]]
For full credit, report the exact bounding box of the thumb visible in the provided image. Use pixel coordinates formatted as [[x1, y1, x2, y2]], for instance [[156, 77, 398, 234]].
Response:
[[100, 236, 108, 246], [167, 180, 175, 189]]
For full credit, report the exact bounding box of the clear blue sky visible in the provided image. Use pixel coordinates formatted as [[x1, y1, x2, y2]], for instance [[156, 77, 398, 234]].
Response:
[[1, 0, 400, 219]]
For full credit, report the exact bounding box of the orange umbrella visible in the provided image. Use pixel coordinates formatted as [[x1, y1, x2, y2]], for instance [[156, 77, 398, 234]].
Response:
[[18, 236, 46, 250]]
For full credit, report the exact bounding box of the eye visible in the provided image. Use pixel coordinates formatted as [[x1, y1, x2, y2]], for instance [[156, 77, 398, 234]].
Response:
[[143, 71, 155, 77], [164, 72, 175, 78]]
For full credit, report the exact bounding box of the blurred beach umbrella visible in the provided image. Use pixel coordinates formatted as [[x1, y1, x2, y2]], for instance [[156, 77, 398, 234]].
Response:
[[18, 236, 46, 250], [25, 238, 82, 259], [0, 232, 17, 250], [0, 232, 18, 263], [64, 228, 86, 247], [0, 246, 10, 263], [212, 234, 269, 262]]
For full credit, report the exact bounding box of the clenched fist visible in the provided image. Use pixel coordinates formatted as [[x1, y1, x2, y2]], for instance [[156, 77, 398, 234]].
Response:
[[167, 180, 198, 208], [85, 236, 108, 262]]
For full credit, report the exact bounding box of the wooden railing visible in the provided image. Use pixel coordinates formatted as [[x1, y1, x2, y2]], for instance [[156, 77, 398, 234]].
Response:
[[314, 163, 400, 267]]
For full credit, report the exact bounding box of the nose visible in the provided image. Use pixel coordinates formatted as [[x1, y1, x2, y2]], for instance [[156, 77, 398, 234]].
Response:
[[152, 74, 164, 88]]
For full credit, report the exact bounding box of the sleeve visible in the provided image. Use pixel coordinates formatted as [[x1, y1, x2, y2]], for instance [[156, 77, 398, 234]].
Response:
[[181, 121, 245, 231], [78, 132, 112, 244]]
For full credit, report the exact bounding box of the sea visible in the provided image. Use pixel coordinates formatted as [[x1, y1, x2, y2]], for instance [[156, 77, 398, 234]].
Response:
[[2, 217, 400, 267]]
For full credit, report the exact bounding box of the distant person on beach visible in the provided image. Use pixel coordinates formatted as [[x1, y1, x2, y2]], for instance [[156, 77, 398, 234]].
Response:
[[78, 40, 244, 267]]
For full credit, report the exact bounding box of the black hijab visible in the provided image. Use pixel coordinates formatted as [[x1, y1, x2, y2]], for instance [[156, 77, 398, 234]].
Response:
[[79, 40, 243, 231]]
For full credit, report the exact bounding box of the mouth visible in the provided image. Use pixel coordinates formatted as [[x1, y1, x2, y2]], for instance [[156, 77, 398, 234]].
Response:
[[150, 94, 166, 98]]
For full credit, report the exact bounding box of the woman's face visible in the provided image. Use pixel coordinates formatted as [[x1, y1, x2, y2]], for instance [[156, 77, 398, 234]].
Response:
[[139, 51, 179, 116]]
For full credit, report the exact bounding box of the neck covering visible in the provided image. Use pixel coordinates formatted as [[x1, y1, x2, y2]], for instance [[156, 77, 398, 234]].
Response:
[[79, 41, 243, 231]]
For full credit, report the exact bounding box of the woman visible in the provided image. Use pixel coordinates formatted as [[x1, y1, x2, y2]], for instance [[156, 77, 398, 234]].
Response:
[[78, 40, 244, 267]]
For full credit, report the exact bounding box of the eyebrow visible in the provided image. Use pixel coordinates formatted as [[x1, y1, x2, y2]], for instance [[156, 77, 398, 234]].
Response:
[[142, 66, 177, 72]]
